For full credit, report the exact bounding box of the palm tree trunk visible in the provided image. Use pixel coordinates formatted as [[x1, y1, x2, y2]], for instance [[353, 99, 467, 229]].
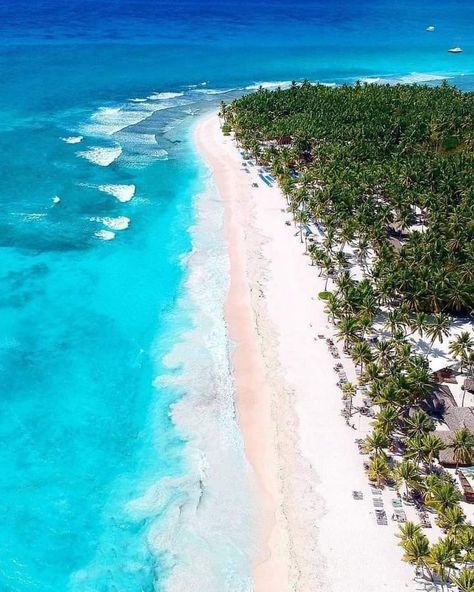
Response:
[[422, 562, 434, 584]]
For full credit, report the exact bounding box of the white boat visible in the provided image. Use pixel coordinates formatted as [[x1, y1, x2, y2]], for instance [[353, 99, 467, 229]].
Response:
[[448, 47, 463, 53], [426, 25, 435, 32]]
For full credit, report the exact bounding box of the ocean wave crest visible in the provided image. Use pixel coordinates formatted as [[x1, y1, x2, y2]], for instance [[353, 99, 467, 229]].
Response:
[[94, 229, 115, 241], [148, 92, 184, 100], [245, 80, 293, 90], [81, 105, 156, 137], [359, 72, 453, 85], [192, 88, 236, 95], [91, 216, 130, 230], [61, 135, 83, 144], [78, 145, 122, 166], [97, 184, 136, 202]]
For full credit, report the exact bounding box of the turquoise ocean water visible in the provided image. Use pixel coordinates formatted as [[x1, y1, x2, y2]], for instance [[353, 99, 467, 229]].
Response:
[[0, 1, 473, 590]]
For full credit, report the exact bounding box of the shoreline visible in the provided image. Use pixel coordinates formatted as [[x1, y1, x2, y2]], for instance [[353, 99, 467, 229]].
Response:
[[195, 112, 418, 591], [196, 113, 297, 590]]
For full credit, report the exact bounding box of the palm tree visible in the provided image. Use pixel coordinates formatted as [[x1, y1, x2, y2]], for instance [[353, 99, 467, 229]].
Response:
[[425, 480, 461, 514], [458, 526, 474, 565], [384, 309, 407, 336], [426, 313, 451, 351], [421, 432, 446, 465], [404, 435, 427, 465], [336, 316, 362, 351], [451, 427, 474, 470], [404, 410, 435, 439], [342, 381, 357, 417], [449, 332, 474, 370], [350, 340, 373, 373], [324, 293, 342, 324], [453, 569, 474, 592], [407, 366, 432, 403], [428, 537, 458, 587], [374, 384, 407, 410], [372, 340, 394, 369], [395, 460, 422, 497], [335, 270, 354, 297], [359, 314, 374, 339], [362, 361, 382, 384], [436, 504, 466, 535], [355, 236, 371, 275], [466, 350, 474, 379], [398, 521, 423, 543], [374, 405, 400, 437], [294, 209, 309, 244], [321, 254, 335, 291], [364, 430, 389, 456], [367, 454, 391, 487], [408, 312, 429, 338], [400, 531, 432, 580]]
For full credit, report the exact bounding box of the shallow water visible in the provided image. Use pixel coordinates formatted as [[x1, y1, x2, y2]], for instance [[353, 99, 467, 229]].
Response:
[[0, 1, 473, 590]]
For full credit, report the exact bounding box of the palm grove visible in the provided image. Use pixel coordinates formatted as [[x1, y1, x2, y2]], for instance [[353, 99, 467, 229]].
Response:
[[221, 82, 474, 590]]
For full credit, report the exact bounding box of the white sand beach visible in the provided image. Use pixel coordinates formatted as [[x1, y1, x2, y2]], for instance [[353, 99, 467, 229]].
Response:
[[195, 113, 420, 592]]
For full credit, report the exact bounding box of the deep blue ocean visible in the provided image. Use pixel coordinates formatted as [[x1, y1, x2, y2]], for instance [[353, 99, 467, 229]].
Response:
[[0, 1, 473, 591]]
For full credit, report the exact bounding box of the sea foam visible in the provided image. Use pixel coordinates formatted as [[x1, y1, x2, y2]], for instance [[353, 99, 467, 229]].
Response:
[[245, 80, 293, 90], [81, 105, 156, 137], [78, 145, 122, 166], [192, 88, 236, 95], [61, 135, 83, 144], [397, 72, 452, 84], [359, 72, 452, 85], [91, 216, 130, 231], [94, 229, 115, 241], [97, 184, 136, 202], [148, 92, 184, 100], [127, 182, 257, 592], [13, 212, 47, 222]]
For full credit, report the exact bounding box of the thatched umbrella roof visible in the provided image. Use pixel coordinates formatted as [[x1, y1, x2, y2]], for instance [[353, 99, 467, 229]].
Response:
[[444, 406, 474, 433], [464, 377, 474, 394]]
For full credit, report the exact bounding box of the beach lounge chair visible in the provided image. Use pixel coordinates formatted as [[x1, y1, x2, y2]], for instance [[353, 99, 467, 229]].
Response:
[[373, 498, 384, 508], [419, 513, 432, 528], [352, 490, 363, 500], [375, 509, 387, 525], [393, 510, 407, 523]]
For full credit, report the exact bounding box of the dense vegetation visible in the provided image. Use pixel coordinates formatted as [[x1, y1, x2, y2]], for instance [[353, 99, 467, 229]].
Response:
[[223, 81, 474, 315], [222, 82, 474, 590]]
